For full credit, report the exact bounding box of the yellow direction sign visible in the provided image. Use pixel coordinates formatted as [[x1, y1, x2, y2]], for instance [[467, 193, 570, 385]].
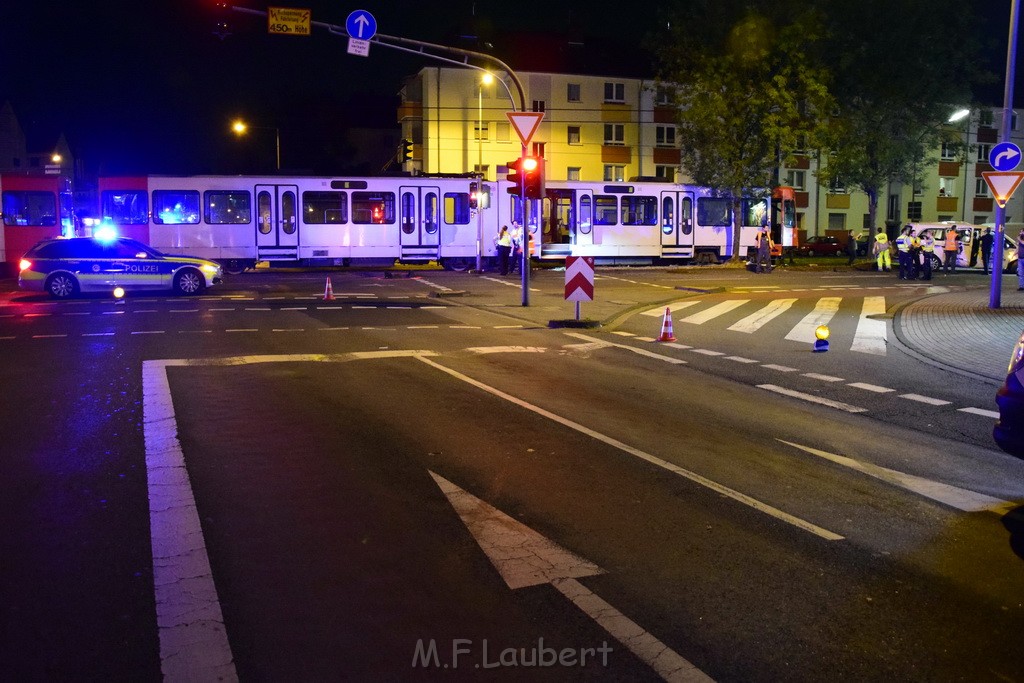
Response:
[[268, 7, 311, 36], [982, 171, 1024, 208]]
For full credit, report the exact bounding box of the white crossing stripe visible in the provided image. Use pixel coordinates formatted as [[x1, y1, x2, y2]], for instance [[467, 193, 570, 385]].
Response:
[[900, 393, 952, 406], [850, 296, 887, 355], [785, 297, 841, 343], [758, 384, 867, 413], [959, 407, 1000, 419], [640, 300, 703, 317], [848, 382, 895, 393], [728, 298, 797, 333], [803, 373, 845, 382], [680, 299, 749, 324]]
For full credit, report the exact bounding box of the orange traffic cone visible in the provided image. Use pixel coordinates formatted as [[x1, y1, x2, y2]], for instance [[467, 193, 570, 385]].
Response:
[[323, 277, 335, 301], [657, 307, 676, 342]]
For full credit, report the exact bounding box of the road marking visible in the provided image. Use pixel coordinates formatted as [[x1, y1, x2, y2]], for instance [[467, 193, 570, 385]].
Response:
[[640, 301, 703, 317], [762, 364, 798, 372], [225, 329, 258, 333], [899, 393, 952, 406], [680, 299, 748, 325], [245, 307, 271, 311], [132, 330, 165, 335], [408, 325, 439, 329], [778, 440, 1016, 513], [422, 355, 841, 541], [32, 334, 66, 338], [494, 325, 524, 329], [691, 349, 725, 356], [565, 333, 687, 365], [802, 373, 845, 382], [847, 382, 894, 393], [727, 298, 796, 333], [663, 342, 693, 350], [784, 297, 841, 343], [467, 346, 546, 354], [103, 311, 126, 315], [612, 331, 636, 337], [272, 328, 305, 332], [431, 472, 712, 682], [958, 407, 1000, 419], [321, 327, 349, 331], [179, 330, 212, 334], [170, 309, 198, 314], [281, 306, 307, 311], [758, 384, 867, 413], [24, 313, 51, 317], [208, 308, 236, 312], [725, 356, 760, 363], [133, 310, 159, 313], [82, 332, 114, 337], [850, 296, 887, 355], [352, 305, 376, 309], [449, 325, 481, 329]]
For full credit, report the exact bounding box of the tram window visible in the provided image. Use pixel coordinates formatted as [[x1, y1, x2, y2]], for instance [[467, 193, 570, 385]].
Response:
[[594, 195, 617, 225], [2, 191, 57, 226], [444, 193, 471, 224], [662, 197, 674, 234], [152, 190, 200, 224], [352, 191, 395, 224], [281, 191, 297, 234], [258, 191, 272, 234], [697, 197, 731, 226], [740, 198, 767, 227], [204, 190, 251, 224], [101, 190, 148, 225], [579, 195, 592, 234], [424, 192, 438, 233], [621, 196, 657, 226], [401, 192, 415, 234], [681, 197, 693, 234], [303, 191, 347, 224]]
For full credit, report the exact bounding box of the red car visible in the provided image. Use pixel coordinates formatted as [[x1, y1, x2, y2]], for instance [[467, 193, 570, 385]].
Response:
[[795, 235, 844, 257]]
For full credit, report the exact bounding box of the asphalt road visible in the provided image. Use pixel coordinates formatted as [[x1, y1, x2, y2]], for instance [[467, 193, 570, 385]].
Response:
[[2, 267, 1023, 681]]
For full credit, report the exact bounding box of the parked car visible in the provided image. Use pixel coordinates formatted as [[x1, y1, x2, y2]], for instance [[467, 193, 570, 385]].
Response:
[[995, 329, 1024, 459], [794, 235, 843, 257], [911, 223, 1018, 272], [18, 236, 223, 298]]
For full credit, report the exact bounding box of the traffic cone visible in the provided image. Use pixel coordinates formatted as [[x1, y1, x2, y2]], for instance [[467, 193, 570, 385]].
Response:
[[657, 307, 676, 342], [323, 277, 335, 301]]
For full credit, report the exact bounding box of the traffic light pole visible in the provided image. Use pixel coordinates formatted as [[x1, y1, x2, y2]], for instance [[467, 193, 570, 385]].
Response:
[[521, 146, 530, 306]]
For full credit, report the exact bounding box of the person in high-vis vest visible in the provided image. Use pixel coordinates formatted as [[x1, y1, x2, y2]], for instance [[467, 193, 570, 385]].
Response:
[[895, 225, 913, 280], [944, 226, 960, 274], [919, 230, 935, 281], [873, 227, 890, 272], [495, 225, 513, 275], [909, 229, 922, 280]]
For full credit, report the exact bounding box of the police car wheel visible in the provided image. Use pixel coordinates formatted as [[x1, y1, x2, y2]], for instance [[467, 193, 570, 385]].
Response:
[[174, 269, 206, 295], [930, 254, 943, 271], [46, 273, 79, 299]]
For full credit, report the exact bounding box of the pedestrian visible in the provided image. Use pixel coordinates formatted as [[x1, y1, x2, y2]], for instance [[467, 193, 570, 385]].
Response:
[[755, 224, 773, 273], [969, 227, 981, 267], [919, 230, 935, 280], [895, 225, 913, 280], [873, 227, 891, 272], [846, 230, 857, 265], [495, 225, 512, 275], [909, 229, 922, 280], [943, 225, 959, 274], [980, 228, 994, 275], [1018, 229, 1024, 291], [508, 222, 523, 274]]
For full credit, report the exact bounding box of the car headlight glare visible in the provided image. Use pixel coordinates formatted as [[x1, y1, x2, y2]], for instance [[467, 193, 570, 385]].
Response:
[[201, 264, 219, 274]]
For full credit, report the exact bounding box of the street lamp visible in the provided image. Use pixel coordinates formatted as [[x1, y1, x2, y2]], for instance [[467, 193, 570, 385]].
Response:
[[476, 72, 494, 272], [947, 108, 971, 221], [231, 119, 281, 172]]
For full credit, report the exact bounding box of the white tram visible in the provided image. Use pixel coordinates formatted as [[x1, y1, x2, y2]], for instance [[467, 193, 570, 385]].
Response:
[[91, 174, 794, 272]]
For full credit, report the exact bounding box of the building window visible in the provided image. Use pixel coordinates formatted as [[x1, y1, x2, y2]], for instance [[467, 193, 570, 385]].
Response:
[[655, 165, 675, 181], [940, 142, 957, 161], [495, 122, 510, 142], [473, 164, 490, 180], [603, 165, 625, 182], [938, 178, 957, 197], [655, 87, 672, 105], [567, 167, 581, 181], [785, 170, 806, 190], [532, 100, 546, 113], [532, 142, 545, 157], [473, 122, 489, 142], [829, 177, 846, 194], [604, 124, 625, 145], [980, 110, 994, 127], [977, 144, 991, 162], [567, 126, 581, 145], [827, 213, 847, 231], [604, 82, 625, 103], [567, 83, 581, 102], [976, 178, 990, 197], [907, 201, 922, 221], [655, 126, 676, 147]]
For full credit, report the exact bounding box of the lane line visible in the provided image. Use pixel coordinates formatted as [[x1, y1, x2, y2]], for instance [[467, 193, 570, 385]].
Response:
[[802, 373, 845, 383], [762, 364, 798, 372], [758, 384, 867, 413], [847, 382, 894, 393], [421, 355, 841, 541], [958, 407, 1000, 419], [725, 356, 759, 364], [564, 333, 688, 365], [899, 393, 952, 406]]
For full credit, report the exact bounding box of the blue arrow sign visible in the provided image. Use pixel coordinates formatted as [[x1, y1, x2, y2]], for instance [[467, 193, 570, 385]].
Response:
[[989, 141, 1022, 172], [345, 10, 377, 41]]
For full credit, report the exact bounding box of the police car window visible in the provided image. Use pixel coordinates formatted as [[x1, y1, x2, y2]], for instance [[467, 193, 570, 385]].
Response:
[[103, 241, 143, 259]]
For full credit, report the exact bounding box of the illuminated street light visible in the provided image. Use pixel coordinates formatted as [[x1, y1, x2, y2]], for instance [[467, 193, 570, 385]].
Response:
[[231, 118, 281, 171], [948, 108, 970, 123]]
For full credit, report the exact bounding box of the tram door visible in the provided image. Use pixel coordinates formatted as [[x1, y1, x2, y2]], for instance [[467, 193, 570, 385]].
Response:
[[255, 184, 299, 261], [659, 190, 695, 258], [399, 185, 440, 261]]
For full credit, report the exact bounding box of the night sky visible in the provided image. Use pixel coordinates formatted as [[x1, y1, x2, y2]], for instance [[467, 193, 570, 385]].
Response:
[[1, 0, 1019, 178]]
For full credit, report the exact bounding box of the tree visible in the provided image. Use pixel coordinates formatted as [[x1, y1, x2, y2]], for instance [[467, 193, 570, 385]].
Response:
[[655, 3, 833, 262]]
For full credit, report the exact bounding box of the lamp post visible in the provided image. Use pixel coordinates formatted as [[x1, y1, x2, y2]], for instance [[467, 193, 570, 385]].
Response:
[[948, 108, 971, 222], [991, 0, 1020, 309], [476, 72, 494, 272], [231, 119, 281, 172]]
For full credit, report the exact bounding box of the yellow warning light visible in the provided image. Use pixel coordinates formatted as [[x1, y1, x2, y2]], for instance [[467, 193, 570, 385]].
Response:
[[815, 325, 830, 340], [113, 287, 125, 299]]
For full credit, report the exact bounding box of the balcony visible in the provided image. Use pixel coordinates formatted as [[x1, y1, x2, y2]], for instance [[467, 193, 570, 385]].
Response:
[[601, 146, 632, 164]]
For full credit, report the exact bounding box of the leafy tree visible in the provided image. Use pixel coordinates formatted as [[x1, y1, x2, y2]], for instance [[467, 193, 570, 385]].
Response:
[[655, 2, 833, 262]]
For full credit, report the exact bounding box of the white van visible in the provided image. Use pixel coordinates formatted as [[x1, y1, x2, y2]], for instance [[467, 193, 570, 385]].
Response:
[[910, 222, 1017, 272]]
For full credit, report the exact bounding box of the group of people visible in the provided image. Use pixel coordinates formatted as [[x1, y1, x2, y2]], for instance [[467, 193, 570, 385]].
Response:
[[494, 223, 528, 275], [881, 224, 1001, 281]]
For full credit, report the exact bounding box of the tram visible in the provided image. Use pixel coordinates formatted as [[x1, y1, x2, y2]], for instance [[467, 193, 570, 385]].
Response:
[[0, 174, 72, 276], [90, 174, 796, 272]]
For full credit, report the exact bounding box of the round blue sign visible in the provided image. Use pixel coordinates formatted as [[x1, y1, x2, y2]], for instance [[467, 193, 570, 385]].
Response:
[[345, 10, 377, 41], [989, 141, 1022, 172]]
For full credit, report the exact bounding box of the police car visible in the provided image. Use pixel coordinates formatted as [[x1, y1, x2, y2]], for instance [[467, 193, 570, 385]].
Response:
[[995, 330, 1024, 459], [18, 236, 223, 298]]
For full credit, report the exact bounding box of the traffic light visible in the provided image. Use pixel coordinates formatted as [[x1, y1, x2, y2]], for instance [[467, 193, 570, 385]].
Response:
[[506, 158, 523, 196], [523, 156, 544, 200], [399, 139, 413, 163]]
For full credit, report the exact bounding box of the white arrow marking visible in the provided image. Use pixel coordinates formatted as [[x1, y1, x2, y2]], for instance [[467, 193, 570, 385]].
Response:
[[430, 471, 713, 682], [354, 14, 370, 38], [994, 148, 1020, 168]]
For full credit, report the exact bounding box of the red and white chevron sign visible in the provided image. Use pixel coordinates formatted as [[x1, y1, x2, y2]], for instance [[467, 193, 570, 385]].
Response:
[[564, 256, 595, 302]]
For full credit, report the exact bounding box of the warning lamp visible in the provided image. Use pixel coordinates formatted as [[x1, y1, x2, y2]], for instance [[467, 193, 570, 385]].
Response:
[[813, 325, 830, 352], [113, 287, 125, 299], [469, 181, 478, 209]]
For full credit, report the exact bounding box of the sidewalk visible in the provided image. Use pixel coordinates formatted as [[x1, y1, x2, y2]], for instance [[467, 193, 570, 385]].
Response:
[[896, 285, 1024, 384]]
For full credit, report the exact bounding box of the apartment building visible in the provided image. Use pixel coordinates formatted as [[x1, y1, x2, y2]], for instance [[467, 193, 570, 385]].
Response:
[[398, 67, 1024, 234]]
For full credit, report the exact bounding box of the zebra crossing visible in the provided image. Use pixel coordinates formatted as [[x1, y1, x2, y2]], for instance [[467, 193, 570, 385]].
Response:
[[641, 295, 889, 355]]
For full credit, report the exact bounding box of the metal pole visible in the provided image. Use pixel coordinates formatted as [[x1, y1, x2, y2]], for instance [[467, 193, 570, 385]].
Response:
[[476, 86, 483, 272], [521, 144, 529, 306], [991, 0, 1020, 309], [275, 128, 281, 171]]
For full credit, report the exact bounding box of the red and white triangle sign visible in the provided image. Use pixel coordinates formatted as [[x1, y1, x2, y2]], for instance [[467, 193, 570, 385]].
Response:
[[506, 112, 544, 147], [983, 171, 1024, 207]]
